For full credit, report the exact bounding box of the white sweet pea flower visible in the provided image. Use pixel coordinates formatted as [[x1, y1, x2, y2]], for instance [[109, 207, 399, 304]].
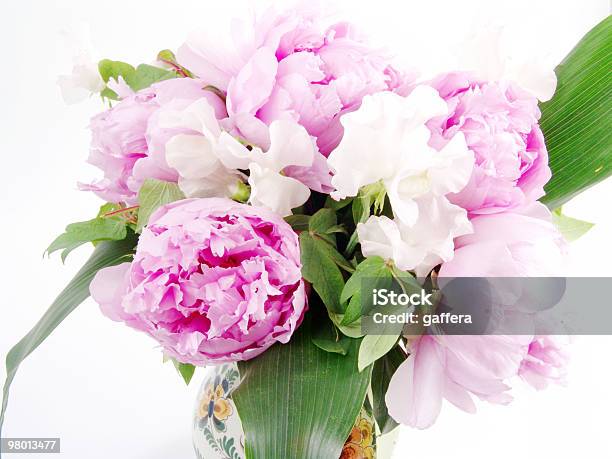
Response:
[[358, 195, 473, 277], [164, 99, 314, 216], [329, 87, 449, 203], [163, 99, 246, 199], [329, 86, 473, 224], [57, 23, 104, 104], [458, 25, 557, 101], [57, 52, 105, 104], [217, 120, 314, 217], [328, 86, 475, 276], [385, 133, 474, 226]]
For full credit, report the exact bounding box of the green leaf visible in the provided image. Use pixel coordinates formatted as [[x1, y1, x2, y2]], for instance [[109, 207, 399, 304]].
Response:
[[130, 64, 177, 91], [284, 214, 310, 232], [136, 179, 185, 232], [309, 208, 338, 245], [371, 346, 405, 434], [323, 224, 347, 235], [329, 312, 365, 339], [98, 59, 177, 99], [358, 334, 400, 372], [171, 359, 196, 385], [346, 183, 387, 256], [352, 182, 386, 226], [97, 202, 122, 217], [312, 313, 351, 356], [390, 266, 422, 294], [157, 49, 178, 65], [341, 257, 390, 304], [552, 208, 594, 242], [98, 59, 136, 84], [325, 196, 353, 211], [352, 192, 372, 226], [98, 59, 136, 100], [299, 232, 345, 313], [324, 244, 355, 274], [539, 16, 612, 209], [344, 231, 360, 258], [341, 257, 395, 326], [0, 235, 138, 435], [233, 316, 372, 459], [47, 217, 128, 262], [157, 49, 194, 78], [309, 208, 337, 233]]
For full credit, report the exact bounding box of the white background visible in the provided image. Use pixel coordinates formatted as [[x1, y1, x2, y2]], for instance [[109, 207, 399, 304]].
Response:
[[1, 1, 610, 458]]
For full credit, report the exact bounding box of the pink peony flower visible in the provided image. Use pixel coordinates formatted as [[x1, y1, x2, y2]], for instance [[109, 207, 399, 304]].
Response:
[[520, 336, 569, 390], [439, 202, 566, 277], [426, 72, 551, 215], [385, 203, 568, 428], [80, 78, 227, 204], [386, 335, 531, 429], [177, 7, 413, 191], [90, 198, 307, 364]]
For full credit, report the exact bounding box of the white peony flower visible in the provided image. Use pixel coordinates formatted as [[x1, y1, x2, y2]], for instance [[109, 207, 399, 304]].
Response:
[[328, 85, 475, 276]]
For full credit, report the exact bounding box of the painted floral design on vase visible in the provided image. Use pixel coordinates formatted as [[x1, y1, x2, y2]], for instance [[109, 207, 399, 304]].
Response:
[[192, 363, 385, 459]]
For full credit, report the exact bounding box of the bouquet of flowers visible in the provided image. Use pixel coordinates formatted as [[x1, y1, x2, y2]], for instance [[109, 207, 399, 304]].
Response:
[[1, 5, 610, 459]]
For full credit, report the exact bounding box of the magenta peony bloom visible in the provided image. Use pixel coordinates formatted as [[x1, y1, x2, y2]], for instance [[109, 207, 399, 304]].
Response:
[[426, 72, 551, 215], [177, 7, 412, 191], [90, 198, 307, 364], [80, 78, 227, 204], [386, 335, 531, 429], [439, 202, 566, 277], [520, 336, 569, 390]]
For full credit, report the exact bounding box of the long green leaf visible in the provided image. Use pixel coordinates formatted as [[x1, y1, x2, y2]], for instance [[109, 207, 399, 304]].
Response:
[[371, 346, 405, 435], [233, 315, 372, 459], [0, 235, 137, 434], [299, 232, 345, 313], [540, 16, 612, 209]]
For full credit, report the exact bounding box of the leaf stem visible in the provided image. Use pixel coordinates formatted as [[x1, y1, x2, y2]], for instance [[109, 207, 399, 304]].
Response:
[[103, 205, 139, 218]]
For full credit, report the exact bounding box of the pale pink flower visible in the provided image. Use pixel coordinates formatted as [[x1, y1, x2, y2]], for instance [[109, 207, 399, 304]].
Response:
[[386, 335, 530, 429], [520, 336, 569, 390], [80, 78, 227, 204], [439, 202, 566, 277], [426, 72, 551, 215], [178, 7, 414, 191], [386, 203, 567, 428]]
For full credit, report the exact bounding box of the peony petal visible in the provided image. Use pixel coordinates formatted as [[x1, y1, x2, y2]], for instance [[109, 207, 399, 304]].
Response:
[[227, 48, 278, 116], [90, 263, 131, 322], [386, 338, 445, 429]]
